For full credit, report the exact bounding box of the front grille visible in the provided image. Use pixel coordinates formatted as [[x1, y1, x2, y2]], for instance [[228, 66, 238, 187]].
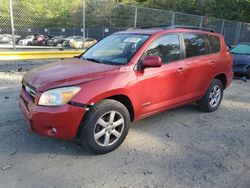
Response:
[[22, 81, 37, 99]]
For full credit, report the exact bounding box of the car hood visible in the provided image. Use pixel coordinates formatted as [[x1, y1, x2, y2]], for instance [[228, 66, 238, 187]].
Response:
[[23, 58, 120, 92], [233, 54, 250, 65]]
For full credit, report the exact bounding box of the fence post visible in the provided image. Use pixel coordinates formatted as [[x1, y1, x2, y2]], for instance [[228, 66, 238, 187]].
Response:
[[199, 16, 204, 27], [102, 26, 105, 38], [82, 0, 86, 50], [171, 12, 176, 25], [134, 6, 138, 28], [9, 0, 16, 50], [235, 22, 242, 45], [221, 19, 225, 35]]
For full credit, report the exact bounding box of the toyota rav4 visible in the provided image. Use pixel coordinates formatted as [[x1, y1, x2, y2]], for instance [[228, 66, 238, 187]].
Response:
[[19, 26, 233, 154]]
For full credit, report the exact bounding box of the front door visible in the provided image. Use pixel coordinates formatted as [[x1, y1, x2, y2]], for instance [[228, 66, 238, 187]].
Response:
[[137, 34, 187, 117]]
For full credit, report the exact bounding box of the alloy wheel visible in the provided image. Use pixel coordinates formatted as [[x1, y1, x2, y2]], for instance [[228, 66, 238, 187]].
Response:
[[94, 111, 125, 147], [209, 85, 221, 108]]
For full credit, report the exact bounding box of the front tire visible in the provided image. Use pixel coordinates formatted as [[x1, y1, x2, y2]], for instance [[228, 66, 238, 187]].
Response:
[[81, 99, 130, 154], [198, 79, 224, 112], [247, 68, 250, 78]]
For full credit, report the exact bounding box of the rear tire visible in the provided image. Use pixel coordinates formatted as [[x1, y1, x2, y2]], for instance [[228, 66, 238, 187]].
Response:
[[198, 79, 224, 112], [81, 99, 130, 154]]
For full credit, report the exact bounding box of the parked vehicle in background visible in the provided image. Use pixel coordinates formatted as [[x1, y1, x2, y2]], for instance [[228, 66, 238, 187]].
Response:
[[63, 35, 83, 47], [70, 38, 97, 49], [0, 34, 20, 44], [20, 26, 233, 154], [231, 42, 250, 77], [18, 35, 35, 46], [18, 34, 49, 46], [46, 35, 67, 47], [33, 34, 47, 46], [43, 35, 54, 46]]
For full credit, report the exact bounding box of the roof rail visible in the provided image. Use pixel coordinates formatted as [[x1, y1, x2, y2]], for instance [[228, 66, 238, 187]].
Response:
[[137, 25, 215, 33], [140, 24, 171, 29], [165, 25, 215, 32]]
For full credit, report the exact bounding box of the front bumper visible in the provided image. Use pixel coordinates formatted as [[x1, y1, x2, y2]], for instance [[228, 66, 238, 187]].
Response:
[[18, 41, 26, 45], [233, 64, 249, 75], [19, 88, 86, 140]]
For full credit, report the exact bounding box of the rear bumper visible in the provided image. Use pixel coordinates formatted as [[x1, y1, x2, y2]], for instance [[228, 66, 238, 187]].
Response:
[[226, 69, 234, 88], [19, 88, 86, 140]]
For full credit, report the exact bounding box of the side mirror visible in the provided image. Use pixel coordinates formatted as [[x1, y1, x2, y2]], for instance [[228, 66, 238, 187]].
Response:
[[142, 56, 163, 68]]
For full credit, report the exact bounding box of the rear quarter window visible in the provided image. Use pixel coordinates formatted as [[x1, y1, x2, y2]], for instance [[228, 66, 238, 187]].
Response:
[[208, 35, 221, 53]]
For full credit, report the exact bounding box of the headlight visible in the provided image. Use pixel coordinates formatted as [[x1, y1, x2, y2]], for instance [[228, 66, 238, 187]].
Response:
[[38, 86, 81, 106]]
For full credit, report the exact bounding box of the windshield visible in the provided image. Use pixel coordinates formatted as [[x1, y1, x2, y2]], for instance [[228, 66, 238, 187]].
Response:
[[76, 38, 84, 41], [231, 43, 250, 55], [82, 34, 149, 65], [74, 36, 82, 40], [66, 36, 74, 39]]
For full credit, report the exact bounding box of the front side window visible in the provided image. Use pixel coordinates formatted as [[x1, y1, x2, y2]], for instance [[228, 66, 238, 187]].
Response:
[[144, 34, 181, 64], [82, 34, 149, 65], [183, 34, 207, 58]]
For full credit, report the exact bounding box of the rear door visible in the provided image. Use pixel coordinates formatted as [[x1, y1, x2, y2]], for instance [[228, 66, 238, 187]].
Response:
[[137, 34, 187, 116], [182, 33, 215, 99]]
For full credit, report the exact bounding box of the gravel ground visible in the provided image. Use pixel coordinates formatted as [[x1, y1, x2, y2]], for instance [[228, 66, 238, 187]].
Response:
[[0, 60, 250, 188]]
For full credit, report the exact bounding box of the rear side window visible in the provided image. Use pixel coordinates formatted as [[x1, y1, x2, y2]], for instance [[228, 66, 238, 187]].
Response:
[[208, 35, 221, 53], [144, 34, 181, 64], [183, 34, 207, 58]]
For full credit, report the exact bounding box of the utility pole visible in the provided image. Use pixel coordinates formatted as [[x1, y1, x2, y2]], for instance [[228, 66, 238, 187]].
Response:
[[171, 12, 176, 25], [134, 6, 138, 28], [82, 0, 86, 50], [9, 0, 16, 50]]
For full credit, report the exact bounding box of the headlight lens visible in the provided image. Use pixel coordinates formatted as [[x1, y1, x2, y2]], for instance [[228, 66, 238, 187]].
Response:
[[38, 86, 81, 106]]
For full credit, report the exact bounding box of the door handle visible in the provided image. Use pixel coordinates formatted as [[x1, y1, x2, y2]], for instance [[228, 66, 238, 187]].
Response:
[[177, 67, 184, 73], [210, 61, 215, 66]]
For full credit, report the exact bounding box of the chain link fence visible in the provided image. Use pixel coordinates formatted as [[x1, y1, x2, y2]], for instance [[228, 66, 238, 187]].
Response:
[[1, 0, 250, 50]]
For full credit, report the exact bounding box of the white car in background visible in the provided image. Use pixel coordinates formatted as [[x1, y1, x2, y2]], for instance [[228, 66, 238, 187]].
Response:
[[18, 35, 35, 46], [0, 34, 20, 44]]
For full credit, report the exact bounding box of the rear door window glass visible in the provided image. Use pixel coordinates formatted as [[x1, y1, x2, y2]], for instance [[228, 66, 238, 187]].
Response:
[[183, 34, 207, 58]]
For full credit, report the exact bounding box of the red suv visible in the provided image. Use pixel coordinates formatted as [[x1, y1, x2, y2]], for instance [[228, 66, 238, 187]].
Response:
[[20, 26, 233, 154]]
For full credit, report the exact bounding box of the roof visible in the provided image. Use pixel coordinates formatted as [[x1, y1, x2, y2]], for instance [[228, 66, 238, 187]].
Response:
[[117, 28, 162, 35], [116, 25, 219, 36]]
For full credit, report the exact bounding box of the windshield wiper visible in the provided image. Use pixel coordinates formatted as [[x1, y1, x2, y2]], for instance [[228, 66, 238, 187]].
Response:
[[85, 58, 102, 64], [82, 57, 125, 65]]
